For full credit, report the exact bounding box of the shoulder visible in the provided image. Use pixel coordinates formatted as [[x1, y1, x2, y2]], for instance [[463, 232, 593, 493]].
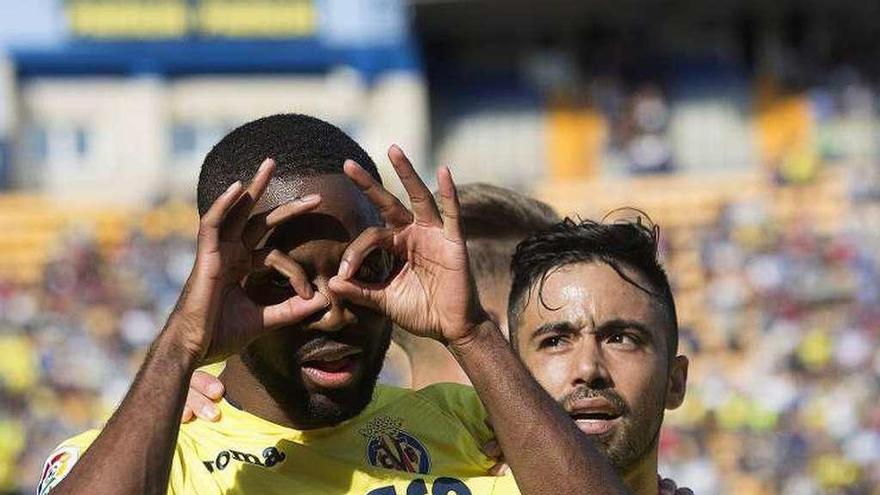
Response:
[[412, 383, 492, 443], [37, 430, 101, 495], [412, 382, 483, 414]]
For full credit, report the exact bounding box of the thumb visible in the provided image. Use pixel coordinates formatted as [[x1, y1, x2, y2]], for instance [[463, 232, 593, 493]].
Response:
[[328, 276, 385, 310], [263, 293, 331, 329]]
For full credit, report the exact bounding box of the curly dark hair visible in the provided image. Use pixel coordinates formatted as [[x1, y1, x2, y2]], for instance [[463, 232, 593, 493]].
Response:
[[507, 213, 678, 360], [197, 114, 380, 216]]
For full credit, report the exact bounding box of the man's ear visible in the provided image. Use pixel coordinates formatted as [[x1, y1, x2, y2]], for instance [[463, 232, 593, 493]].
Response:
[[665, 355, 688, 410]]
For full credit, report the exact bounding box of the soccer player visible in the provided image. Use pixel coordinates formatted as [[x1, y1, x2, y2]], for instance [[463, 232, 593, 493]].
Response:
[[181, 200, 693, 494], [39, 114, 625, 494], [506, 217, 690, 494]]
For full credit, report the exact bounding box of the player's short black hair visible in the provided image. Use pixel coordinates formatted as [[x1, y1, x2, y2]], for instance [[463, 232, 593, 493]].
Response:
[[507, 213, 678, 361], [197, 114, 381, 216]]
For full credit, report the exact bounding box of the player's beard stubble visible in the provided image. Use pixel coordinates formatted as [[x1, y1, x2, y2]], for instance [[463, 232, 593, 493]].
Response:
[[559, 383, 666, 473], [240, 323, 393, 428]]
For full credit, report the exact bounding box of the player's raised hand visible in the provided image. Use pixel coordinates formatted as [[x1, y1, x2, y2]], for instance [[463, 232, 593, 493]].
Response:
[[173, 159, 330, 363], [329, 145, 486, 345]]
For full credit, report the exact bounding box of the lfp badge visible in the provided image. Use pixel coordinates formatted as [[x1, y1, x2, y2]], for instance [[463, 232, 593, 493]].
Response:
[[38, 445, 80, 495], [360, 416, 431, 475]]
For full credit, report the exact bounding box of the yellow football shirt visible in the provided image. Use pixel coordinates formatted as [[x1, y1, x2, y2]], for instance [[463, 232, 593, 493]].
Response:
[[39, 384, 520, 494]]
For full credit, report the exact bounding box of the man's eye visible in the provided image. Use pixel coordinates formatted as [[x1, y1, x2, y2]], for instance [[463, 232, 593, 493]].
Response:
[[539, 336, 565, 349], [607, 333, 638, 347], [269, 272, 291, 289], [353, 250, 392, 284], [354, 263, 380, 283]]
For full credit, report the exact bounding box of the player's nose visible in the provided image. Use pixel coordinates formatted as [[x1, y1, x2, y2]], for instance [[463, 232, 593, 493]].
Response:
[[305, 276, 357, 332], [572, 340, 613, 389]]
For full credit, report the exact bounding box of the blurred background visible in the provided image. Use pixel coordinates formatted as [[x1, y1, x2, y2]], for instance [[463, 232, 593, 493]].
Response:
[[1, 0, 880, 493]]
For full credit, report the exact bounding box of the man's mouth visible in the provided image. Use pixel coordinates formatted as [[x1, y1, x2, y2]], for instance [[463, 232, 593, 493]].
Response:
[[567, 398, 623, 436], [299, 346, 364, 389]]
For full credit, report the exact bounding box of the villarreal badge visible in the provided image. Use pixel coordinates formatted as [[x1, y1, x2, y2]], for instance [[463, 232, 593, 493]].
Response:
[[359, 416, 431, 475], [38, 446, 80, 495]]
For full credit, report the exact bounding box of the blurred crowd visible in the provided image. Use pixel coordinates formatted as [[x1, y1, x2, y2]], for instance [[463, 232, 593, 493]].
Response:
[[0, 228, 196, 492], [659, 198, 880, 494], [1, 187, 879, 494]]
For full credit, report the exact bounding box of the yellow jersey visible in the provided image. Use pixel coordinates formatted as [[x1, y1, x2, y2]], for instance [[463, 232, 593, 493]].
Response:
[[39, 384, 520, 494]]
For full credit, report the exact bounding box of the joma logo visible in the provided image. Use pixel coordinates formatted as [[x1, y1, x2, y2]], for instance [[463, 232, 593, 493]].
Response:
[[202, 446, 286, 472]]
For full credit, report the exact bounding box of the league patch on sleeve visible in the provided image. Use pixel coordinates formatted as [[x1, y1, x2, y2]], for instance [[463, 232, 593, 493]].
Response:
[[37, 445, 80, 495]]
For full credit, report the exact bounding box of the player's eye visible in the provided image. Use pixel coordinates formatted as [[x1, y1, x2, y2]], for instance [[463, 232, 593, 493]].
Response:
[[606, 332, 639, 348], [269, 271, 291, 289], [354, 249, 392, 284], [539, 335, 565, 349]]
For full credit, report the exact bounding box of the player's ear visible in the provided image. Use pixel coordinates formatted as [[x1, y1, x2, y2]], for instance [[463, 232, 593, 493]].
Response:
[[665, 355, 688, 410]]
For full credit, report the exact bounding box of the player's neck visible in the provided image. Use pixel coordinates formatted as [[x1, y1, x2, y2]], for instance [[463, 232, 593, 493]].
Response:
[[621, 446, 660, 495], [219, 356, 354, 430]]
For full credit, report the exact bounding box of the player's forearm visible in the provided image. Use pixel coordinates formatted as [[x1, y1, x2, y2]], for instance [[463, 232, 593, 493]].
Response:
[[53, 316, 199, 495], [449, 320, 629, 495]]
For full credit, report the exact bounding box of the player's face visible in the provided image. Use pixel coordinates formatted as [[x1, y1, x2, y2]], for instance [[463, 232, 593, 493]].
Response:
[[513, 262, 687, 473], [240, 174, 393, 427]]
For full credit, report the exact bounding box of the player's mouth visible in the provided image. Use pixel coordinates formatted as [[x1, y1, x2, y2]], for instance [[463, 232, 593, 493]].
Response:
[[300, 346, 363, 389], [567, 398, 623, 436]]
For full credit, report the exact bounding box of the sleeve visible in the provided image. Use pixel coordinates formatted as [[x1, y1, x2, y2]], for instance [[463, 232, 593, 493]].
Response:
[[414, 383, 494, 446], [197, 361, 226, 377], [38, 430, 191, 495], [37, 430, 99, 495]]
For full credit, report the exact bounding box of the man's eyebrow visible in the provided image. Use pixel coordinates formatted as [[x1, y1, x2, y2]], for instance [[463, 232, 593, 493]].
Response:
[[530, 321, 580, 341]]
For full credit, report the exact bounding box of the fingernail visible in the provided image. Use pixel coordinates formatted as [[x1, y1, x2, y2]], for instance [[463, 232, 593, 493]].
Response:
[[207, 383, 224, 397], [301, 282, 314, 299], [259, 158, 273, 172], [200, 405, 219, 421], [338, 260, 350, 279], [298, 194, 320, 203]]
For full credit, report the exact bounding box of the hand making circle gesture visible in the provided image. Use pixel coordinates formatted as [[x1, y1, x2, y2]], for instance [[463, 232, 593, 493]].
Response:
[[328, 145, 488, 346], [174, 159, 330, 363]]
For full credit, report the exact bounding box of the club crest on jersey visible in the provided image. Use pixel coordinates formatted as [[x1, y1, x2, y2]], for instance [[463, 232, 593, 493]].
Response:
[[359, 416, 431, 474], [38, 445, 79, 495]]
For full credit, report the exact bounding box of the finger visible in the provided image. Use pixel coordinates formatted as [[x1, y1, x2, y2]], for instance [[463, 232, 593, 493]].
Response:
[[190, 370, 225, 400], [487, 462, 508, 477], [387, 144, 441, 225], [343, 159, 413, 227], [185, 387, 221, 422], [222, 158, 276, 240], [436, 166, 464, 243], [658, 479, 677, 494], [241, 194, 322, 249], [262, 292, 331, 330], [337, 226, 394, 280], [181, 405, 194, 423], [199, 181, 245, 244], [480, 440, 502, 460], [253, 249, 313, 299], [327, 275, 385, 311]]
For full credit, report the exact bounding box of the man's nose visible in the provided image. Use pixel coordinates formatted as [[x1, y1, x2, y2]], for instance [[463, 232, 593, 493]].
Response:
[[572, 339, 613, 389], [304, 276, 357, 332]]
